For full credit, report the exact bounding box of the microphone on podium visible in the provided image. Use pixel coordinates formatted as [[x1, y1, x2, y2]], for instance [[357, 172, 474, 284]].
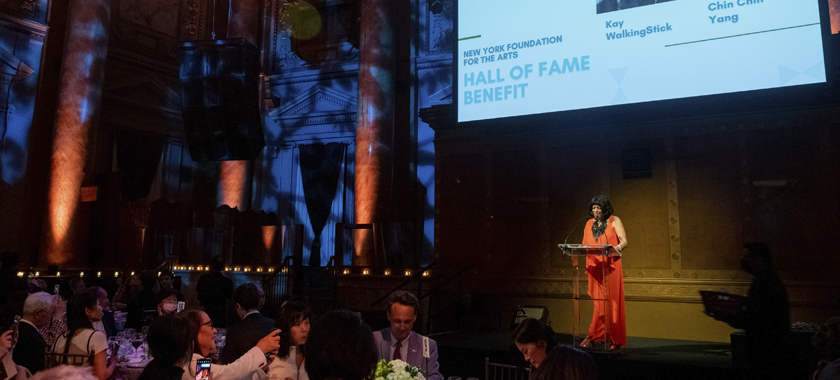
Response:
[[563, 216, 591, 246]]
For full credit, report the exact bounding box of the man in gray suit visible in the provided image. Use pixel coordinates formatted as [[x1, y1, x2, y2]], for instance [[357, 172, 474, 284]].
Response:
[[373, 291, 443, 380]]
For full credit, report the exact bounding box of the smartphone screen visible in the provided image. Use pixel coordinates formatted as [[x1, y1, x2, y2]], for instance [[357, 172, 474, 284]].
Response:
[[54, 284, 60, 294], [10, 315, 20, 347], [195, 358, 211, 380]]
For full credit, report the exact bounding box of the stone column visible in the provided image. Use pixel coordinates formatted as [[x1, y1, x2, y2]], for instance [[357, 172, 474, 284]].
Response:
[[355, 0, 396, 266], [41, 0, 112, 265], [218, 0, 259, 211]]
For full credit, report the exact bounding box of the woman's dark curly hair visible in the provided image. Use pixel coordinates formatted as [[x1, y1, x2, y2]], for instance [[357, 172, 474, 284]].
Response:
[[304, 310, 378, 380], [588, 195, 614, 220], [813, 317, 840, 361], [275, 300, 311, 359]]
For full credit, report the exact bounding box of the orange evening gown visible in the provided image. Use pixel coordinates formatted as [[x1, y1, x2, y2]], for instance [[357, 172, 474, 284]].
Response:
[[582, 215, 627, 347]]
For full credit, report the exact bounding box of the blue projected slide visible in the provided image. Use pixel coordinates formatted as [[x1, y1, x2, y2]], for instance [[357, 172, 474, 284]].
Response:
[[457, 0, 827, 123]]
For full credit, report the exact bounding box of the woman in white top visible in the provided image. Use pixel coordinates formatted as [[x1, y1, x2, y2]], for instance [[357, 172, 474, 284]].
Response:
[[181, 309, 281, 380], [50, 290, 116, 380], [268, 301, 310, 380]]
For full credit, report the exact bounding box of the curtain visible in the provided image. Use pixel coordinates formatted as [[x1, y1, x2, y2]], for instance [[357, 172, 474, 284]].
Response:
[[299, 143, 346, 266]]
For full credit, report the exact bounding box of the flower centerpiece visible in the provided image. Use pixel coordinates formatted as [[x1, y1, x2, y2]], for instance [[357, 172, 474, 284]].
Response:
[[370, 359, 426, 380]]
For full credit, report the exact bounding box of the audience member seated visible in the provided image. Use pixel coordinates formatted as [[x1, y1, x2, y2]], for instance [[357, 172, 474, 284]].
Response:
[[70, 277, 86, 296], [181, 309, 280, 380], [511, 318, 559, 369], [159, 271, 176, 292], [37, 294, 67, 347], [49, 291, 115, 380], [29, 364, 98, 380], [530, 345, 598, 380], [221, 283, 275, 364], [138, 313, 193, 380], [28, 278, 47, 293], [305, 310, 378, 380], [111, 275, 141, 311], [812, 316, 840, 380], [156, 290, 185, 317], [268, 301, 310, 380], [13, 292, 53, 374], [126, 272, 159, 330], [372, 291, 443, 380], [88, 287, 116, 337], [1, 329, 30, 379]]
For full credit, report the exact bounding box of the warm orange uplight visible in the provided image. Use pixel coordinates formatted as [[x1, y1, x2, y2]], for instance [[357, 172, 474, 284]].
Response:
[[384, 270, 391, 276], [262, 226, 276, 251], [220, 161, 248, 208], [343, 268, 350, 275], [404, 270, 412, 276], [362, 269, 370, 275]]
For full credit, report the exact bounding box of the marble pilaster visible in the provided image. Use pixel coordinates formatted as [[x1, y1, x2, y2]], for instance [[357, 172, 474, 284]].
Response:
[[354, 0, 396, 266], [42, 0, 112, 265]]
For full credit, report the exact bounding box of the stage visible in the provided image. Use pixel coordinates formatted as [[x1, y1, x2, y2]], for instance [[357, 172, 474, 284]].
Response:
[[432, 329, 816, 380]]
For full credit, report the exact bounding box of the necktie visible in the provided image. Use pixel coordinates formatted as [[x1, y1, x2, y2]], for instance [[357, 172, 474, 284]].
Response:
[[393, 341, 402, 360]]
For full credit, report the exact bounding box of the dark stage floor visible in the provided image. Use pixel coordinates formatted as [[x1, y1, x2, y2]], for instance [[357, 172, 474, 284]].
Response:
[[431, 329, 811, 380]]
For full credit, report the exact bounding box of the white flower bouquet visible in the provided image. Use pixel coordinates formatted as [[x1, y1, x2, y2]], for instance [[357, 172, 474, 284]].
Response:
[[370, 359, 426, 380]]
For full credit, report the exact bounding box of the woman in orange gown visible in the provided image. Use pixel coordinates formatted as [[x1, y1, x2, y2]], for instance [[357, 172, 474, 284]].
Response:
[[580, 195, 627, 349]]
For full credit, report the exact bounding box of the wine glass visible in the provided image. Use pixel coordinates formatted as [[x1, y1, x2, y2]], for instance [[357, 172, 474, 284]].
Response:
[[107, 336, 119, 360], [215, 328, 227, 354]]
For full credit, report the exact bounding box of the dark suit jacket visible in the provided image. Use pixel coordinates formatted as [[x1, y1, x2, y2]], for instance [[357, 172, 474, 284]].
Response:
[[12, 321, 45, 374], [102, 310, 117, 338], [196, 272, 233, 328], [219, 312, 274, 364]]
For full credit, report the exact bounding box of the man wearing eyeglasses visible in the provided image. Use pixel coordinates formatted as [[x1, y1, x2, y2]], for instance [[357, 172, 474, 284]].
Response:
[[12, 292, 54, 374]]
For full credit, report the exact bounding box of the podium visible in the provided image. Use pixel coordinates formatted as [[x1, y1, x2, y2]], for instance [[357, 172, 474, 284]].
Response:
[[558, 244, 621, 352]]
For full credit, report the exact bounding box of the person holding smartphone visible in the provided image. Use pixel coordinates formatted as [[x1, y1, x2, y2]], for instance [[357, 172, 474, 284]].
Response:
[[181, 309, 281, 380], [1, 328, 30, 380]]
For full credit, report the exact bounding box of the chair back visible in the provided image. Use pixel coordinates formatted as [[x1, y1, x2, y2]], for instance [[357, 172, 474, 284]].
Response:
[[44, 352, 92, 369], [485, 357, 530, 380]]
